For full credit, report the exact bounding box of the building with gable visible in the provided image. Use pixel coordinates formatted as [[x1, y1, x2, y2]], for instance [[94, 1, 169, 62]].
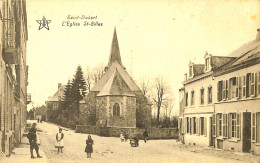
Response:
[[179, 28, 260, 154], [213, 29, 260, 154], [81, 29, 151, 128], [45, 83, 65, 122]]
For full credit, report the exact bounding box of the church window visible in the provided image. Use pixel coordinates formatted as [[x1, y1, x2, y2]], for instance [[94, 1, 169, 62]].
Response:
[[113, 103, 120, 117]]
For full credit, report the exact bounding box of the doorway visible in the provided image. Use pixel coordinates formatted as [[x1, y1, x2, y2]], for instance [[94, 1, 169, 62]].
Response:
[[243, 112, 251, 152]]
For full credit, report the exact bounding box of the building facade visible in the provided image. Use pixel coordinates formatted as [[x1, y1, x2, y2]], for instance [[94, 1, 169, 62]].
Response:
[[45, 83, 65, 122], [81, 29, 152, 128], [179, 28, 260, 154], [213, 29, 260, 154], [0, 0, 28, 156]]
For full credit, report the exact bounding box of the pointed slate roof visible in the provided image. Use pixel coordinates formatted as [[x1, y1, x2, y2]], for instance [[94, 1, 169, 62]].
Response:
[[106, 28, 123, 67], [97, 69, 135, 97], [91, 29, 141, 92]]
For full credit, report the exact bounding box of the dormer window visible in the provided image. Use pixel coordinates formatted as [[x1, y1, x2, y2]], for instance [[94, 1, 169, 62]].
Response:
[[204, 52, 212, 72], [189, 62, 194, 78]]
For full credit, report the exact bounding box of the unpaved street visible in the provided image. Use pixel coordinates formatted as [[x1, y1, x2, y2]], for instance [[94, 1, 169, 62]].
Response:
[[35, 121, 258, 163]]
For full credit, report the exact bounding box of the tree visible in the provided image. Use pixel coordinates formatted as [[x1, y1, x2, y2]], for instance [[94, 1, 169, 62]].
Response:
[[163, 98, 175, 120], [162, 98, 175, 128], [71, 65, 87, 118], [139, 76, 151, 96], [152, 76, 171, 127], [61, 80, 73, 121], [84, 64, 105, 92]]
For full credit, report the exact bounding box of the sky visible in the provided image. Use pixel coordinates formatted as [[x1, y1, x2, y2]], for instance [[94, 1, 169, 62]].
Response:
[[26, 0, 260, 115]]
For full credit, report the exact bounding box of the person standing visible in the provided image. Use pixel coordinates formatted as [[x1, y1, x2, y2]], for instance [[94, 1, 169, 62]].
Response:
[[55, 128, 64, 154], [120, 133, 125, 142], [27, 123, 42, 159], [85, 135, 94, 158], [143, 129, 148, 143]]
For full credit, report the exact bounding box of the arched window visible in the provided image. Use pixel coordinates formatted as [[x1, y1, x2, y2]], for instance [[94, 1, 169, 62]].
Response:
[[113, 103, 120, 117]]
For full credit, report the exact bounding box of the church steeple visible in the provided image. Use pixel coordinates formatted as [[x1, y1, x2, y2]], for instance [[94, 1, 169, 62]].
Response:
[[107, 28, 122, 68]]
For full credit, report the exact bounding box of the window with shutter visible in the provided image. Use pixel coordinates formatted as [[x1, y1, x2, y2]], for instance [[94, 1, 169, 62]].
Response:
[[191, 91, 195, 106], [185, 92, 188, 106], [218, 114, 222, 136], [257, 113, 260, 143], [254, 72, 258, 97], [200, 117, 204, 135], [204, 117, 207, 136], [190, 117, 192, 135], [200, 88, 204, 105], [229, 77, 236, 99], [226, 80, 229, 100], [251, 72, 255, 96], [258, 72, 260, 95], [208, 87, 212, 103], [217, 81, 223, 101], [227, 113, 230, 139], [236, 113, 241, 140], [213, 114, 216, 137], [231, 113, 237, 138], [246, 73, 251, 97], [186, 117, 189, 133], [236, 76, 240, 98], [242, 76, 246, 97], [192, 117, 196, 134], [222, 81, 226, 100], [252, 113, 256, 142], [223, 114, 227, 138], [196, 117, 199, 135]]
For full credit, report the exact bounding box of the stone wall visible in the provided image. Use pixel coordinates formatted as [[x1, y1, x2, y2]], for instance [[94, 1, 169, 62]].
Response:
[[96, 96, 136, 128], [81, 92, 97, 125], [135, 92, 152, 128], [76, 125, 178, 139]]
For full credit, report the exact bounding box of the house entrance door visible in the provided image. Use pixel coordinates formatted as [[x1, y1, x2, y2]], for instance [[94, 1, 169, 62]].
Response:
[[243, 112, 251, 152]]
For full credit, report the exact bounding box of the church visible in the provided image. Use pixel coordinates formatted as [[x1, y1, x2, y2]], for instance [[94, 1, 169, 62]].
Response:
[[80, 29, 152, 128]]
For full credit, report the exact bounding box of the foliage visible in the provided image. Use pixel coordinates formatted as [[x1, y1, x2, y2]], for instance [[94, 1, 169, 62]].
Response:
[[71, 65, 87, 117], [151, 116, 178, 128]]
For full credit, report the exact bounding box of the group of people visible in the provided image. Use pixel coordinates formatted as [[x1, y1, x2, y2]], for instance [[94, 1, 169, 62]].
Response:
[[27, 123, 94, 159], [120, 129, 149, 146]]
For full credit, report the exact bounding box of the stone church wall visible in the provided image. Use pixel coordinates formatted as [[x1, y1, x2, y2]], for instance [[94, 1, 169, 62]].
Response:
[[96, 96, 136, 128], [96, 96, 107, 126], [76, 125, 178, 139]]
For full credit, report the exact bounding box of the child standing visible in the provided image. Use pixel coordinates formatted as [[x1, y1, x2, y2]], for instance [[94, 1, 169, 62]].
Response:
[[55, 128, 64, 154], [85, 135, 94, 158]]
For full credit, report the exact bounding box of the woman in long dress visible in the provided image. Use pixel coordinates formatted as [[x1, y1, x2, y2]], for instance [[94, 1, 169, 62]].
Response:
[[55, 128, 64, 154], [85, 135, 94, 158]]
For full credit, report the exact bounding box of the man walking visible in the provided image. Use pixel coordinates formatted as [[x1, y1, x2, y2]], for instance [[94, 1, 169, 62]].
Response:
[[27, 123, 42, 158], [143, 129, 148, 143]]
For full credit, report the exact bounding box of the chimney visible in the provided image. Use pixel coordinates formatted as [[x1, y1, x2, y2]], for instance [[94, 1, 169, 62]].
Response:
[[184, 73, 187, 81], [256, 28, 260, 41], [58, 83, 62, 89]]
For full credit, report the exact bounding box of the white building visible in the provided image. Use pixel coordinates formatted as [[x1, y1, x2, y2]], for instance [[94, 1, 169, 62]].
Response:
[[179, 28, 260, 155]]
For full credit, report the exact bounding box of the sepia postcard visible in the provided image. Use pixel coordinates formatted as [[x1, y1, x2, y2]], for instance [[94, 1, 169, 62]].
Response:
[[0, 0, 260, 163]]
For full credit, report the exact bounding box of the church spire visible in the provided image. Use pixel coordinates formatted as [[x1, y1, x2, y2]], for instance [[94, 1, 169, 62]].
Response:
[[107, 28, 122, 67]]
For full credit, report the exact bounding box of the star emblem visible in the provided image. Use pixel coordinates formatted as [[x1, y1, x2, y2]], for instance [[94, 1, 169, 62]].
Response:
[[36, 16, 51, 30]]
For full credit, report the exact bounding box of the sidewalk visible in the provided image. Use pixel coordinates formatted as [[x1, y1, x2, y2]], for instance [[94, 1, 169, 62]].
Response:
[[1, 134, 48, 163]]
